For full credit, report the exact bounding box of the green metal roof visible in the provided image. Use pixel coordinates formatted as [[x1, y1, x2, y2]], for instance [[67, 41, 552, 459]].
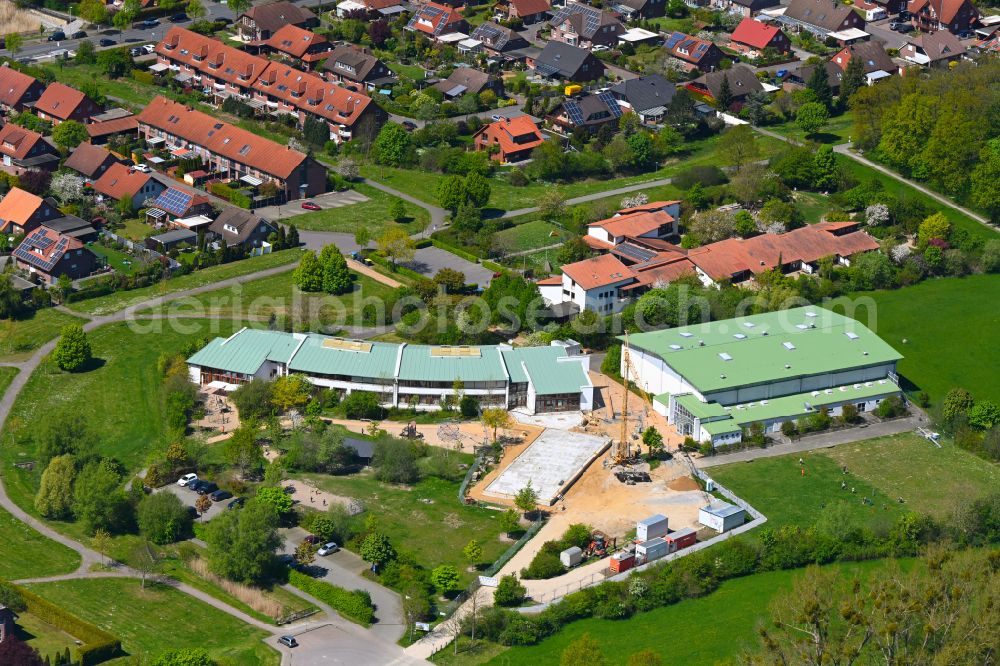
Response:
[[397, 345, 507, 382], [653, 392, 670, 406], [186, 328, 300, 376], [523, 357, 591, 395], [625, 307, 902, 394], [288, 335, 398, 380], [673, 393, 729, 420], [502, 346, 567, 384]]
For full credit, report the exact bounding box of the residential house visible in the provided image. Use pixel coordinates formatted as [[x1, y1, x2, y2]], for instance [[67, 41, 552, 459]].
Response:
[[470, 22, 531, 54], [494, 0, 551, 24], [612, 0, 666, 20], [0, 604, 16, 644], [556, 253, 640, 314], [665, 32, 725, 71], [908, 0, 979, 34], [729, 17, 792, 53], [33, 82, 100, 125], [433, 68, 504, 99], [831, 40, 897, 83], [321, 46, 397, 91], [147, 186, 214, 224], [86, 115, 139, 145], [209, 208, 277, 251], [711, 0, 781, 18], [473, 115, 546, 163], [155, 28, 271, 100], [41, 214, 97, 242], [13, 225, 97, 285], [237, 1, 318, 41], [780, 0, 866, 35], [137, 96, 326, 200], [0, 187, 63, 235], [609, 74, 675, 124], [530, 41, 606, 81], [547, 90, 622, 132], [902, 30, 966, 65], [786, 60, 845, 92], [264, 24, 332, 70], [548, 3, 625, 49], [0, 124, 59, 175], [251, 63, 386, 144], [336, 0, 405, 17], [406, 3, 470, 38], [92, 162, 166, 210], [686, 64, 765, 109], [63, 142, 119, 180], [0, 65, 45, 114], [585, 201, 681, 250]]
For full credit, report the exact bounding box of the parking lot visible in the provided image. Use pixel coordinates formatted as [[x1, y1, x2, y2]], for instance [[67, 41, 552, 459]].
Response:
[[253, 190, 370, 221], [154, 481, 230, 522], [402, 246, 494, 288]]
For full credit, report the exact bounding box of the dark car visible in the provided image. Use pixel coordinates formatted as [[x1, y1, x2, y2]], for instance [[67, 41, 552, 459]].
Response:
[[197, 481, 219, 496], [170, 12, 188, 22], [227, 497, 246, 510], [47, 31, 66, 42], [278, 636, 298, 648], [140, 18, 159, 28], [209, 489, 232, 502], [71, 31, 87, 39], [304, 534, 322, 545], [401, 121, 417, 131], [129, 47, 142, 57], [186, 479, 206, 492], [99, 38, 116, 47], [186, 506, 199, 519], [283, 484, 296, 495]]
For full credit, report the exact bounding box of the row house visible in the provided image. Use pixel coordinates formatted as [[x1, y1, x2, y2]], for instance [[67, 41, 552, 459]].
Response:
[[263, 24, 333, 70], [155, 27, 270, 100], [0, 65, 45, 115]]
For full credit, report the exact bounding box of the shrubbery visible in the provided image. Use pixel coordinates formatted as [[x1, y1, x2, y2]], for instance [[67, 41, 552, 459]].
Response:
[[287, 570, 375, 626]]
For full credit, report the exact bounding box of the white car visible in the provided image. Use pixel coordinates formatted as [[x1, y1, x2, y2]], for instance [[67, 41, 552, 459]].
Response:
[[592, 44, 610, 52], [133, 164, 151, 173], [143, 43, 155, 54], [177, 473, 198, 487], [317, 542, 339, 556]]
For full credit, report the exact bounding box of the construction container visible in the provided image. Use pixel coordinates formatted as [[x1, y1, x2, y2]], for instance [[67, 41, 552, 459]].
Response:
[[699, 503, 746, 533], [635, 537, 668, 563], [564, 84, 582, 96], [609, 551, 634, 573], [665, 527, 697, 552], [636, 514, 669, 542], [560, 546, 583, 568]]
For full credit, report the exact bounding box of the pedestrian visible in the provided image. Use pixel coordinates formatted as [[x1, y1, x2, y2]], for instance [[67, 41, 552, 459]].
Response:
[[841, 481, 846, 490], [310, 496, 314, 503], [851, 487, 856, 493], [798, 458, 804, 465], [322, 499, 327, 507], [801, 468, 805, 476]]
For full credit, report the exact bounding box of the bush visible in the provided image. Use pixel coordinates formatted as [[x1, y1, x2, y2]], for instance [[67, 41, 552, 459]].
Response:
[[875, 396, 907, 419], [287, 570, 375, 626], [132, 69, 154, 85], [494, 574, 527, 607], [521, 549, 566, 579], [341, 391, 385, 420]]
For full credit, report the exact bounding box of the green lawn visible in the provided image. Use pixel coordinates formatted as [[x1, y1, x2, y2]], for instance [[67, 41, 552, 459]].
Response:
[[117, 219, 157, 242], [767, 111, 856, 145], [88, 242, 138, 275], [826, 274, 1000, 405], [0, 319, 240, 524], [493, 221, 564, 254], [67, 250, 303, 316], [0, 308, 86, 360], [15, 611, 80, 664], [42, 62, 159, 108], [0, 505, 80, 580], [0, 366, 18, 396], [302, 468, 509, 586], [792, 190, 832, 223], [282, 182, 429, 235], [153, 269, 398, 329], [24, 578, 279, 665], [475, 559, 891, 666]]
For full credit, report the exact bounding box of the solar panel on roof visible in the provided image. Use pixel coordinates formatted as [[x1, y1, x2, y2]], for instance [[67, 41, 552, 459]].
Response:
[[665, 32, 685, 49], [564, 101, 584, 125], [597, 90, 622, 118], [155, 188, 195, 215]]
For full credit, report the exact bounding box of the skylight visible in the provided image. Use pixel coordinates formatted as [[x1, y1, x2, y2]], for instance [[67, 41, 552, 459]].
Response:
[[783, 342, 796, 350]]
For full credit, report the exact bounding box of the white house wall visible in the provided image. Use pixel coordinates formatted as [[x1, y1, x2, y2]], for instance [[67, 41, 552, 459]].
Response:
[[628, 347, 697, 397]]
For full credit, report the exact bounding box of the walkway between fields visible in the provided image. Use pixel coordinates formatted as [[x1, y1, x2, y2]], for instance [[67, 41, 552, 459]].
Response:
[[500, 177, 675, 219]]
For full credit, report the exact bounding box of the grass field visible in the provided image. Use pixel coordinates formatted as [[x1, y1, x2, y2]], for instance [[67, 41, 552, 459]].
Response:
[[826, 274, 1000, 405], [0, 366, 17, 396], [117, 219, 157, 242], [493, 221, 564, 254], [154, 269, 398, 329], [88, 242, 138, 275], [302, 468, 509, 585], [468, 559, 891, 666], [0, 319, 240, 526], [282, 182, 430, 235], [792, 190, 832, 223], [767, 111, 856, 145], [0, 308, 86, 360], [67, 249, 302, 316], [0, 505, 80, 580], [24, 578, 279, 665]]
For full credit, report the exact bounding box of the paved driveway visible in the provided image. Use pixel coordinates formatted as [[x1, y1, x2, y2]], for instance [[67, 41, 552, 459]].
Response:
[[155, 483, 228, 521], [255, 190, 370, 222], [267, 623, 423, 666], [403, 247, 493, 287]]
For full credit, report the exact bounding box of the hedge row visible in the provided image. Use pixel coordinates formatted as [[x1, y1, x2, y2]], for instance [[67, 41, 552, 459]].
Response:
[[208, 182, 252, 209], [287, 570, 375, 627], [430, 238, 480, 263], [366, 253, 425, 283], [18, 585, 122, 665]]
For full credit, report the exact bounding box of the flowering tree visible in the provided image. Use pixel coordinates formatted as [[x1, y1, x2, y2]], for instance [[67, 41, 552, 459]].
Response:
[[865, 203, 891, 227], [50, 173, 86, 203], [890, 244, 911, 264], [620, 193, 649, 209]]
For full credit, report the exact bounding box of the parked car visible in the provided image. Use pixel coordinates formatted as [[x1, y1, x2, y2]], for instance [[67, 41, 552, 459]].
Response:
[[133, 163, 151, 173], [142, 43, 155, 53], [592, 44, 609, 52], [71, 31, 87, 39], [47, 31, 66, 42], [99, 38, 116, 47], [283, 484, 296, 495], [227, 497, 246, 510], [958, 30, 973, 38], [209, 489, 232, 502], [401, 120, 417, 131], [196, 481, 219, 496], [278, 636, 298, 648], [140, 18, 159, 28], [187, 479, 207, 493], [300, 201, 320, 211], [177, 473, 198, 487], [129, 47, 142, 56], [304, 535, 322, 545], [170, 12, 188, 22], [317, 542, 339, 556]]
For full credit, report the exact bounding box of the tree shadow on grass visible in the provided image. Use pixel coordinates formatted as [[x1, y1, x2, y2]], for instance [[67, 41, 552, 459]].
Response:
[[71, 357, 106, 373]]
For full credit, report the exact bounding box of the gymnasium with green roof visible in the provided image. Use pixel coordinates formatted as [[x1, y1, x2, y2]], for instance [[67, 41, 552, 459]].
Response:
[[624, 307, 904, 446]]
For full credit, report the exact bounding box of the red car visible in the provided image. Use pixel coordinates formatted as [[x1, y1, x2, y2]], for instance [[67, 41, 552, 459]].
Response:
[[304, 535, 322, 545], [301, 201, 321, 211]]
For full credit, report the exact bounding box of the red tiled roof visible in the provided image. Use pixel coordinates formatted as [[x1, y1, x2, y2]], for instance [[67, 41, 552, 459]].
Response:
[[730, 18, 784, 50], [157, 27, 269, 89], [589, 210, 672, 238], [92, 163, 156, 201], [623, 257, 697, 290], [582, 235, 615, 251], [667, 33, 717, 65], [0, 123, 47, 160], [409, 2, 465, 35], [34, 82, 92, 121], [266, 24, 329, 58], [0, 187, 45, 230], [909, 0, 976, 23], [252, 62, 373, 127], [615, 200, 680, 216], [14, 225, 84, 272], [536, 275, 563, 285], [86, 115, 138, 138], [473, 116, 545, 157], [0, 65, 40, 107], [509, 0, 552, 16], [137, 96, 309, 180], [561, 253, 635, 290]]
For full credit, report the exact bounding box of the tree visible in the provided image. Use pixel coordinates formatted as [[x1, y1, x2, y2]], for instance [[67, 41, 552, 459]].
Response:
[[971, 138, 1000, 222], [969, 401, 1000, 430], [812, 144, 839, 191], [499, 508, 521, 537], [627, 650, 664, 666], [717, 125, 758, 171], [849, 251, 896, 291], [918, 212, 951, 246], [51, 172, 86, 202], [295, 540, 317, 566], [464, 172, 491, 209], [514, 482, 539, 517], [227, 0, 251, 14], [556, 236, 591, 265], [368, 18, 391, 47], [538, 190, 567, 221], [431, 564, 460, 596], [138, 491, 192, 544], [74, 459, 132, 534], [493, 574, 526, 606], [271, 374, 312, 412], [342, 391, 384, 420], [230, 380, 273, 421], [151, 648, 216, 666], [372, 123, 412, 166], [256, 485, 294, 514], [839, 54, 865, 103], [642, 426, 664, 456], [560, 633, 607, 666], [359, 531, 396, 568], [132, 540, 162, 589], [690, 209, 736, 244], [5, 32, 22, 57], [293, 251, 325, 292], [0, 634, 45, 666], [52, 120, 89, 151], [434, 267, 466, 293], [224, 425, 264, 479], [796, 102, 829, 137], [0, 274, 25, 320], [92, 527, 112, 567], [35, 454, 77, 519], [389, 199, 407, 222], [0, 580, 25, 611], [195, 494, 212, 515], [482, 407, 514, 441], [53, 324, 92, 372], [807, 63, 832, 108], [113, 0, 142, 30], [372, 439, 419, 484], [376, 227, 416, 267], [205, 500, 281, 584], [185, 0, 206, 20], [734, 210, 757, 238], [463, 539, 483, 566], [437, 175, 468, 212], [35, 414, 96, 464], [716, 72, 733, 111]]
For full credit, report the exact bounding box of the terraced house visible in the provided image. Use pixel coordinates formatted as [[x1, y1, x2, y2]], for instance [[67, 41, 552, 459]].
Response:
[[186, 330, 595, 414]]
